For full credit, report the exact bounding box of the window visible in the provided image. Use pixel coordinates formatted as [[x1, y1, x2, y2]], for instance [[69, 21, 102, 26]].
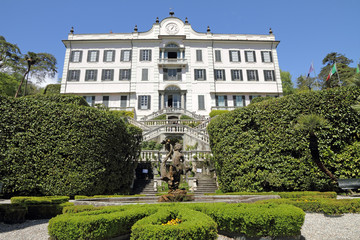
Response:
[[194, 69, 206, 80], [198, 95, 205, 110], [264, 70, 275, 81], [121, 50, 132, 62], [101, 69, 114, 81], [231, 70, 243, 81], [103, 96, 109, 108], [163, 68, 182, 80], [138, 95, 151, 110], [120, 96, 127, 108], [70, 51, 82, 62], [249, 95, 261, 102], [84, 96, 95, 107], [261, 51, 273, 63], [245, 51, 256, 62], [247, 70, 259, 81], [85, 70, 97, 81], [104, 50, 115, 62], [119, 69, 131, 80], [68, 70, 80, 81], [196, 50, 202, 61], [233, 95, 245, 107], [140, 49, 152, 61], [215, 50, 221, 62], [215, 95, 228, 107], [214, 69, 226, 81], [142, 69, 148, 81], [87, 50, 99, 62], [229, 50, 241, 62]]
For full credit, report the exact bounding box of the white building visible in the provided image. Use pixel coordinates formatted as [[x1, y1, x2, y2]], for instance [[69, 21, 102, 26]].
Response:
[[60, 12, 282, 121]]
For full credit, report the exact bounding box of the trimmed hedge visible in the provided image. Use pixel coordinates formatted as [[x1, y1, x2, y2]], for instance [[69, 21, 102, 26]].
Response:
[[206, 191, 337, 199], [258, 198, 360, 215], [11, 196, 70, 205], [208, 87, 360, 192], [110, 110, 135, 119], [209, 110, 229, 118], [0, 95, 142, 196], [0, 204, 27, 224], [131, 207, 217, 240], [24, 94, 88, 106], [43, 84, 61, 95], [74, 194, 145, 200], [48, 203, 304, 239]]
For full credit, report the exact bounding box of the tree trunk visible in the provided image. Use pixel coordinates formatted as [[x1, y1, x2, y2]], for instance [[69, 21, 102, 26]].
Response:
[[15, 69, 30, 98], [309, 133, 337, 181]]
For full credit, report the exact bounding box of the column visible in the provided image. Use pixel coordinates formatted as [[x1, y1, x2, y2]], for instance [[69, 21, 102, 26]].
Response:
[[181, 93, 185, 109], [160, 93, 164, 110]]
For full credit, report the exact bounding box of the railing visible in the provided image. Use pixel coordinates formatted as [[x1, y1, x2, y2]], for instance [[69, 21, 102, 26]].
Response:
[[142, 124, 210, 144], [126, 117, 151, 131], [140, 150, 212, 162], [158, 58, 188, 65], [109, 107, 135, 111], [141, 108, 208, 121], [140, 119, 203, 127], [210, 106, 242, 111]]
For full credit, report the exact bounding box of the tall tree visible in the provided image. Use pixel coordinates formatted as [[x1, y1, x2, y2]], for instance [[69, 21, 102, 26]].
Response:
[[319, 52, 355, 88], [296, 75, 318, 91], [0, 72, 18, 96], [0, 36, 21, 70], [15, 52, 57, 98], [295, 114, 337, 181], [280, 70, 294, 95]]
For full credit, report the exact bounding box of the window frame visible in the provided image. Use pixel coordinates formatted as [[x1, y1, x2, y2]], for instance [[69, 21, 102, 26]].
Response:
[[102, 96, 109, 108], [215, 95, 228, 107], [264, 70, 276, 81], [138, 95, 151, 110], [198, 95, 205, 110], [196, 50, 203, 62], [229, 50, 241, 62], [120, 95, 128, 108], [245, 51, 256, 63], [85, 70, 98, 81], [194, 69, 206, 81], [142, 68, 149, 81], [70, 51, 83, 63], [261, 51, 273, 63], [119, 69, 131, 80], [140, 49, 152, 61], [101, 69, 114, 81], [215, 50, 221, 62], [231, 69, 243, 81], [233, 95, 246, 107], [246, 70, 259, 81], [87, 50, 99, 62], [214, 69, 226, 81], [68, 70, 80, 81], [103, 50, 115, 62], [120, 50, 132, 62]]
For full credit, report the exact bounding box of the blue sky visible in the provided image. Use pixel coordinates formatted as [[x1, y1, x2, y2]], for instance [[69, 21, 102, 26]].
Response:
[[1, 0, 359, 87]]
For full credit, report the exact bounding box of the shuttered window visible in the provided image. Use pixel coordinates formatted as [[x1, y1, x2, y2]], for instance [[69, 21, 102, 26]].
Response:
[[231, 70, 243, 81], [101, 69, 114, 81], [120, 96, 127, 108], [104, 50, 115, 62], [142, 69, 148, 81], [215, 50, 221, 62], [198, 95, 205, 110], [119, 69, 131, 80], [70, 51, 82, 62], [84, 96, 95, 107], [215, 95, 228, 107], [245, 51, 256, 62], [194, 69, 206, 80], [102, 96, 109, 108], [229, 50, 240, 62], [87, 50, 99, 62], [264, 70, 275, 81], [140, 50, 152, 61], [121, 50, 132, 61], [261, 51, 273, 63], [85, 70, 97, 81], [214, 69, 226, 81], [196, 50, 202, 61], [68, 70, 80, 81], [233, 95, 245, 107], [138, 95, 151, 110], [247, 70, 259, 81]]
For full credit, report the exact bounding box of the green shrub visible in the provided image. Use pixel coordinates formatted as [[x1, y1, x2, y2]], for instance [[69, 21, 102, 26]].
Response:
[[26, 202, 73, 220], [0, 95, 142, 196], [258, 198, 360, 215], [249, 96, 276, 105], [131, 207, 217, 240], [24, 94, 88, 106], [206, 191, 337, 199], [180, 115, 194, 120], [109, 110, 135, 119], [153, 114, 167, 120], [11, 196, 70, 205], [208, 87, 360, 192], [74, 194, 145, 200], [43, 84, 61, 95], [0, 204, 27, 224], [209, 110, 229, 118], [62, 205, 104, 214], [48, 205, 156, 240]]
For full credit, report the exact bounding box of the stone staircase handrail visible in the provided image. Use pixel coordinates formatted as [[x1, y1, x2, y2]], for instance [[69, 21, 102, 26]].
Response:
[[140, 108, 208, 121], [126, 117, 151, 131]]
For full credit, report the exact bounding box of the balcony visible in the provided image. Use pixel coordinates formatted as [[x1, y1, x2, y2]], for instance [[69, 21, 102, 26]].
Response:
[[158, 58, 188, 67], [211, 106, 243, 111]]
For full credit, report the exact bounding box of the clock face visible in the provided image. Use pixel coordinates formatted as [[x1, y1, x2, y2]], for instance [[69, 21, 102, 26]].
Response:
[[165, 23, 179, 34]]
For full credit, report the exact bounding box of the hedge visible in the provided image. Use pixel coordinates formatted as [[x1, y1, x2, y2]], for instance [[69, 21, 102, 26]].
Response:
[[257, 198, 360, 215], [130, 207, 217, 240], [74, 194, 145, 200], [48, 203, 304, 239], [207, 87, 360, 192], [0, 95, 142, 196], [0, 204, 27, 224], [209, 110, 229, 118], [11, 196, 70, 205], [43, 84, 61, 95], [24, 94, 89, 106], [206, 191, 337, 199]]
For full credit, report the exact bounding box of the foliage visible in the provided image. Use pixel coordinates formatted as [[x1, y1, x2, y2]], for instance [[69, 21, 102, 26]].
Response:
[[0, 72, 18, 96], [141, 140, 163, 150], [206, 191, 337, 199], [0, 35, 21, 70], [207, 87, 360, 192], [74, 194, 145, 200], [319, 52, 355, 88], [296, 75, 319, 91], [11, 196, 69, 205], [0, 95, 142, 197], [153, 114, 167, 120], [0, 204, 27, 224], [180, 115, 194, 120], [280, 70, 295, 95], [258, 198, 360, 215], [62, 205, 103, 214], [209, 110, 229, 118], [333, 141, 360, 178], [249, 96, 275, 105], [24, 93, 89, 106], [43, 84, 60, 94], [109, 109, 135, 119]]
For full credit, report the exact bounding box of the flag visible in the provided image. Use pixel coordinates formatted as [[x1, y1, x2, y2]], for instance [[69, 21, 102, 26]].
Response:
[[326, 63, 337, 81], [357, 63, 360, 74], [307, 62, 314, 78]]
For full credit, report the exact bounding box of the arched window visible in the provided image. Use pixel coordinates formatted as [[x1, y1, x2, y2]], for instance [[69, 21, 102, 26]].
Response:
[[165, 85, 180, 91], [166, 43, 179, 48]]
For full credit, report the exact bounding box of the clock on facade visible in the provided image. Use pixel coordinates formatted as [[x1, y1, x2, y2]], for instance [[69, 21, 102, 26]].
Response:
[[165, 23, 179, 34]]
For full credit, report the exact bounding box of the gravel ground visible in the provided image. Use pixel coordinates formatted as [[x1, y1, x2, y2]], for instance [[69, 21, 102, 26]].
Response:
[[1, 213, 360, 240]]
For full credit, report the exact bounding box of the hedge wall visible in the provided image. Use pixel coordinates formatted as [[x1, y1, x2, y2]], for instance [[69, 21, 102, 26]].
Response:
[[207, 87, 360, 192], [43, 84, 61, 95], [0, 95, 142, 197]]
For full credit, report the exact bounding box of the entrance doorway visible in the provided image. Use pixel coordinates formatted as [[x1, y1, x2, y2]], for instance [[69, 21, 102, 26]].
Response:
[[166, 94, 180, 108]]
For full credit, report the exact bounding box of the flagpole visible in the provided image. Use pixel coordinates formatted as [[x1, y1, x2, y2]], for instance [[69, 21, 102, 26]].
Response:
[[335, 62, 341, 86], [312, 61, 320, 90]]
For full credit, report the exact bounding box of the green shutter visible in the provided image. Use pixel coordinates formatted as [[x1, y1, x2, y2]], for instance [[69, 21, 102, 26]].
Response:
[[229, 50, 232, 62], [148, 96, 151, 109], [245, 51, 248, 62], [253, 51, 256, 62], [138, 96, 141, 109], [223, 70, 226, 80], [163, 68, 168, 80], [149, 50, 152, 61], [112, 50, 115, 62], [204, 70, 206, 80]]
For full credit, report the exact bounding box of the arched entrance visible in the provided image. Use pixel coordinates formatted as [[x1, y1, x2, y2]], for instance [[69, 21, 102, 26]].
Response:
[[159, 86, 186, 109]]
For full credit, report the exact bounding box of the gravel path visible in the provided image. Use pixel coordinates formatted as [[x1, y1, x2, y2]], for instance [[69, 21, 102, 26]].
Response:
[[1, 214, 360, 240]]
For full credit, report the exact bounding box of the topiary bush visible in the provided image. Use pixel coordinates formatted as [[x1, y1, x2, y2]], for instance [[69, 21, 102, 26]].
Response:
[[209, 110, 229, 118], [207, 87, 360, 192], [0, 95, 142, 197], [43, 84, 61, 95]]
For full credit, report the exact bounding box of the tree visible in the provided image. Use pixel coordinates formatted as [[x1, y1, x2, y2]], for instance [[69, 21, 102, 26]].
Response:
[[15, 52, 57, 98], [280, 70, 294, 95], [319, 52, 355, 88], [0, 72, 18, 96], [295, 114, 337, 181], [0, 36, 21, 70], [296, 75, 319, 91]]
